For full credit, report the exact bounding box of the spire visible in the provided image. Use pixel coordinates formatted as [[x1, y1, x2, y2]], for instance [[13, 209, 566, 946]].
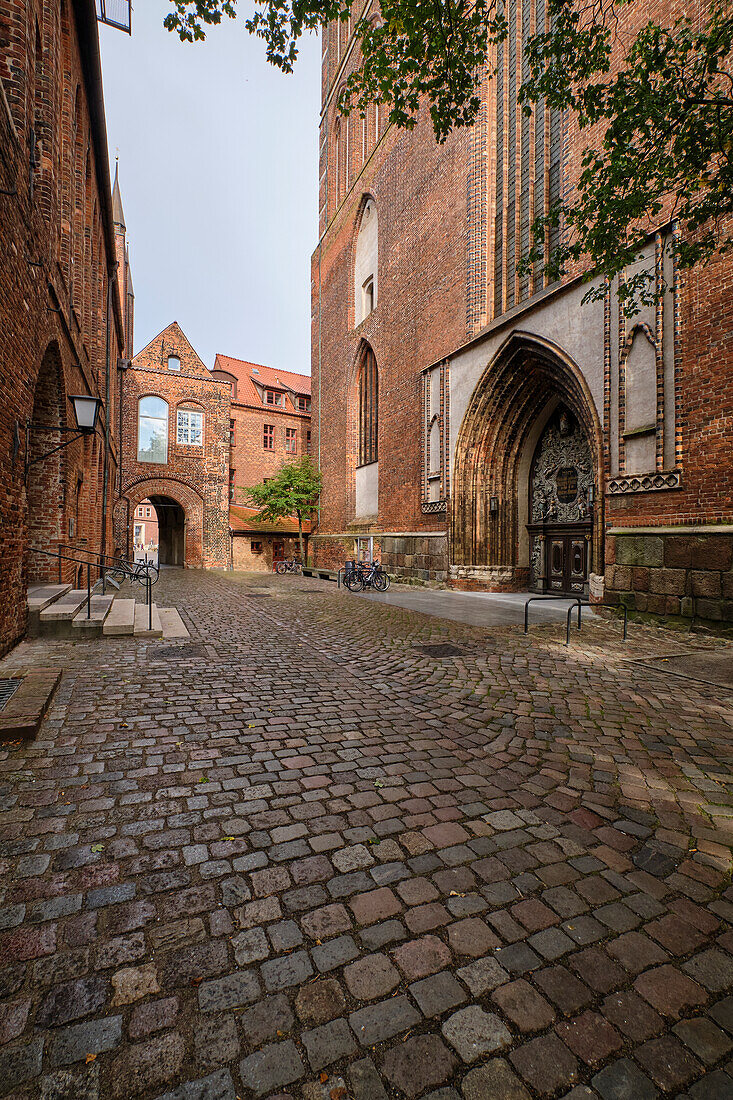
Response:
[[112, 158, 126, 230]]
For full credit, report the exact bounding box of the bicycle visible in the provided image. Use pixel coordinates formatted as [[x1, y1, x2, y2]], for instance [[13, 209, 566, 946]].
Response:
[[275, 558, 302, 575], [344, 560, 390, 593], [107, 554, 159, 586]]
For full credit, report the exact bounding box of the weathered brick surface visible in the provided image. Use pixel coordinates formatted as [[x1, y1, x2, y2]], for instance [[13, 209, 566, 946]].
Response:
[[0, 570, 731, 1097]]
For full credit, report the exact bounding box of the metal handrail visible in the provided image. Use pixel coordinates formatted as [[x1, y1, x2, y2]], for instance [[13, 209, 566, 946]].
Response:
[[28, 544, 152, 630]]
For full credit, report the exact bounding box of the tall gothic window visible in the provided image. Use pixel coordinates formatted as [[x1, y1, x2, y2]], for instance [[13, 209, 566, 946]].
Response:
[[354, 198, 378, 326], [137, 396, 168, 463], [357, 345, 378, 466]]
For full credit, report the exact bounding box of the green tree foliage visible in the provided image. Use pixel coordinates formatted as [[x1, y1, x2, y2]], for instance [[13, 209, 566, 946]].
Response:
[[164, 0, 732, 301], [245, 456, 323, 565]]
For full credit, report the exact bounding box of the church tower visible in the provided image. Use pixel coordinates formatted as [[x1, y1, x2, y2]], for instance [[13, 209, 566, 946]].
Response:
[[112, 160, 135, 358]]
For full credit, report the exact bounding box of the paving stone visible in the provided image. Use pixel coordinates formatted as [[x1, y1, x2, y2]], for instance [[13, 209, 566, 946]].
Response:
[[510, 1034, 580, 1096], [312, 934, 359, 972], [442, 1005, 512, 1063], [360, 919, 407, 950], [601, 991, 663, 1040], [239, 1040, 305, 1096], [0, 997, 31, 1045], [36, 977, 107, 1027], [344, 953, 400, 1000], [673, 1016, 733, 1064], [295, 979, 346, 1026], [198, 970, 260, 1012], [461, 1058, 532, 1100], [300, 903, 352, 940], [129, 997, 179, 1040], [492, 979, 555, 1032], [267, 919, 304, 952], [350, 997, 421, 1046], [605, 931, 668, 974], [555, 1010, 624, 1065], [634, 1035, 702, 1092], [349, 1057, 389, 1100], [240, 994, 295, 1045], [710, 995, 733, 1034], [447, 916, 499, 956], [194, 1015, 240, 1067], [154, 1069, 236, 1100], [591, 1058, 658, 1099], [410, 971, 467, 1016], [109, 1032, 186, 1097], [687, 1069, 733, 1099], [635, 964, 708, 1017], [332, 845, 375, 872], [0, 1037, 45, 1089], [161, 941, 229, 989], [457, 956, 510, 996], [232, 927, 269, 965], [301, 1018, 357, 1070], [111, 963, 159, 1006], [350, 887, 401, 925], [381, 1034, 458, 1097], [495, 943, 542, 975], [39, 1063, 100, 1100], [684, 948, 733, 992], [261, 949, 314, 991], [392, 934, 452, 980], [49, 1017, 123, 1067]]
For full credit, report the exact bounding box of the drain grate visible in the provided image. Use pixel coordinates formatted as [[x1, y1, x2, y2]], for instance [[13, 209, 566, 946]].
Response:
[[0, 678, 22, 711], [415, 644, 467, 658], [150, 644, 207, 661]]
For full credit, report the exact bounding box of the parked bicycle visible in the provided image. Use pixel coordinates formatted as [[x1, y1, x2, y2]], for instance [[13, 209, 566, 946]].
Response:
[[275, 558, 302, 575], [107, 554, 159, 586], [344, 559, 390, 592]]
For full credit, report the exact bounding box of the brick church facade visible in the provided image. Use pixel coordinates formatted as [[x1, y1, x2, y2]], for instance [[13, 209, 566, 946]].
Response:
[[311, 4, 733, 624], [0, 0, 130, 656]]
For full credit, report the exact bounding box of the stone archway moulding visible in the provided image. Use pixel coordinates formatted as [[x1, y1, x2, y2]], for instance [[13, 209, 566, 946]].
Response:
[[451, 331, 604, 586]]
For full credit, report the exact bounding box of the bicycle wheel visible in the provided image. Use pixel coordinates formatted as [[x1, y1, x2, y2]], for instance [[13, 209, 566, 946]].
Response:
[[275, 561, 287, 575], [139, 562, 159, 586], [373, 569, 390, 591], [344, 573, 364, 592]]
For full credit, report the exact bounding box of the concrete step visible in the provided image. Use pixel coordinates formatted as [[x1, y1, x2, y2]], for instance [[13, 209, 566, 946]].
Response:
[[27, 584, 72, 612], [158, 608, 190, 640], [37, 589, 91, 639], [134, 603, 162, 638], [103, 598, 136, 636], [72, 595, 114, 635]]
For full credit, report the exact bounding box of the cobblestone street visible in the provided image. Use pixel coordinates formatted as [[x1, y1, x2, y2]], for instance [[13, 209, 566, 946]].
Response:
[[1, 570, 732, 1100]]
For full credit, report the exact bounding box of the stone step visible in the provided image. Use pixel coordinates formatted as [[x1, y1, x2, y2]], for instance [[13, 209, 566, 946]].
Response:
[[27, 584, 72, 612], [134, 603, 162, 638], [157, 607, 190, 640], [72, 595, 114, 632], [103, 598, 136, 636], [39, 589, 89, 623]]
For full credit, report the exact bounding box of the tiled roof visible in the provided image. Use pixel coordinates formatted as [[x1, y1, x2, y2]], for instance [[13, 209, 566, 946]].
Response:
[[214, 354, 311, 412], [229, 505, 312, 535]]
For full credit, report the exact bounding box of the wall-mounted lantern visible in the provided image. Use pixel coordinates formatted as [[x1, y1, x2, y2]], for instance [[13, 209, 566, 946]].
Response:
[[489, 496, 499, 515], [19, 393, 103, 482]]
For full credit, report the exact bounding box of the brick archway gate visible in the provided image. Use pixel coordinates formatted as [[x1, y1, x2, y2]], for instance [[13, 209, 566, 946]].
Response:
[[451, 331, 604, 591], [115, 479, 205, 568]]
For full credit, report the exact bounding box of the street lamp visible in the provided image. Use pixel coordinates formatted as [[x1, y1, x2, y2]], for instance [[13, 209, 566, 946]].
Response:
[[19, 393, 103, 482]]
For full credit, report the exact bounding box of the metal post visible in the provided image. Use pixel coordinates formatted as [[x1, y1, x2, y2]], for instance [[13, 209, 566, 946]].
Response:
[[148, 574, 152, 632], [87, 562, 91, 619], [623, 604, 628, 641], [577, 599, 582, 629], [58, 545, 62, 584], [524, 601, 530, 634], [566, 603, 574, 646]]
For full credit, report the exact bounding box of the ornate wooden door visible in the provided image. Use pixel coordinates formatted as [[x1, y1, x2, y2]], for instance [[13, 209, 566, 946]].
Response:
[[547, 533, 588, 594]]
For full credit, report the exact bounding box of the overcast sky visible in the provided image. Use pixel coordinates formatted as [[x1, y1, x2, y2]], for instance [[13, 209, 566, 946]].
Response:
[[99, 1, 320, 374]]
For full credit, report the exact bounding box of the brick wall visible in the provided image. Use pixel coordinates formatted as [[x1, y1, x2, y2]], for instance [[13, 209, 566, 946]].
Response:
[[0, 0, 124, 655], [115, 322, 230, 569], [229, 403, 310, 503]]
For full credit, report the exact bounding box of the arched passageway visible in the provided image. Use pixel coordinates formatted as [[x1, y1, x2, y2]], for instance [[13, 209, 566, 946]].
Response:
[[452, 333, 604, 593], [27, 344, 65, 582], [148, 496, 185, 566]]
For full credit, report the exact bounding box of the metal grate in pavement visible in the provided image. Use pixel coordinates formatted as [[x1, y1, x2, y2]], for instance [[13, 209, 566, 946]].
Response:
[[0, 678, 22, 711], [414, 644, 467, 658]]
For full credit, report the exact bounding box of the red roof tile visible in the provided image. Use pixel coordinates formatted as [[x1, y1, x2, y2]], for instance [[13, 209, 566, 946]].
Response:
[[214, 354, 311, 412]]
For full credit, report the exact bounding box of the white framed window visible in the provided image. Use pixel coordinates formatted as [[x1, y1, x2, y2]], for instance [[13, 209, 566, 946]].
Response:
[[167, 355, 181, 371], [177, 408, 203, 446], [137, 396, 168, 463]]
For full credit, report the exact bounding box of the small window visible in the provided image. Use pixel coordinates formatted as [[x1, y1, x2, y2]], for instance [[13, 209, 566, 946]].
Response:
[[229, 468, 235, 502], [266, 390, 283, 407], [297, 396, 311, 412], [167, 355, 181, 371], [145, 506, 151, 517], [263, 424, 274, 450], [285, 427, 297, 453], [177, 408, 203, 446], [362, 276, 374, 318], [229, 418, 235, 445], [306, 430, 312, 454], [138, 396, 168, 463], [251, 541, 263, 553]]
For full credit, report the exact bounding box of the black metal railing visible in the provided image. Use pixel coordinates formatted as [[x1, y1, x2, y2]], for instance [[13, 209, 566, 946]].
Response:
[[28, 545, 153, 630], [524, 593, 628, 646]]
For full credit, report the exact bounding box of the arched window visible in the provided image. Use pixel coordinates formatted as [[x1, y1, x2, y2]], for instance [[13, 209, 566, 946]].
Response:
[[357, 345, 378, 466], [137, 396, 168, 463], [354, 198, 378, 325]]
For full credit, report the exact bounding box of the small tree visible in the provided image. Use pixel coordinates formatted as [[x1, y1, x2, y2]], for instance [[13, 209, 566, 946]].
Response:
[[245, 457, 323, 566]]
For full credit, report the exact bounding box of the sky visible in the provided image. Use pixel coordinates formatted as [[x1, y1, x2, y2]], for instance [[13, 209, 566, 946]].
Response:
[[99, 1, 321, 374]]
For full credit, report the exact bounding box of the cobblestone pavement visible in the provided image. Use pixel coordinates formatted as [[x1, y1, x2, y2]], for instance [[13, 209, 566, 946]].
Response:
[[1, 569, 732, 1100]]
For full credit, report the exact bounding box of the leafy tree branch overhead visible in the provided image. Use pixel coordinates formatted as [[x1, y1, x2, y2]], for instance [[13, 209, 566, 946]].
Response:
[[244, 456, 323, 565], [165, 0, 733, 300]]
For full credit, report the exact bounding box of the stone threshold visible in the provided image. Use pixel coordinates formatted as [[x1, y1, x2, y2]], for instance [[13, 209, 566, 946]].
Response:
[[0, 667, 62, 740]]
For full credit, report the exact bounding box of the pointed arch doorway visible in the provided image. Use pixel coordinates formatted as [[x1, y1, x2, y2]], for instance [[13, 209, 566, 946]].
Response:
[[452, 333, 603, 593]]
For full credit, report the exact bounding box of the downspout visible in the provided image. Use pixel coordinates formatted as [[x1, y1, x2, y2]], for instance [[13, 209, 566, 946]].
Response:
[[100, 263, 114, 560], [317, 238, 322, 525]]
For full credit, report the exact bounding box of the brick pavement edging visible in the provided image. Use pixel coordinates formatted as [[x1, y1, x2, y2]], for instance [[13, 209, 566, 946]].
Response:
[[0, 668, 61, 740]]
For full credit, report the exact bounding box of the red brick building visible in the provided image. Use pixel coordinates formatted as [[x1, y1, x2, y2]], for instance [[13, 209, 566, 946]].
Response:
[[132, 499, 159, 551], [211, 355, 312, 571], [311, 6, 733, 623], [0, 0, 130, 656], [115, 321, 230, 569]]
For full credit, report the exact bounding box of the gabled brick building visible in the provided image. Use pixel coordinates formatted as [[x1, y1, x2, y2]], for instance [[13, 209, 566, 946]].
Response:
[[212, 355, 312, 571], [115, 322, 230, 568], [0, 0, 130, 655], [311, 7, 733, 623]]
